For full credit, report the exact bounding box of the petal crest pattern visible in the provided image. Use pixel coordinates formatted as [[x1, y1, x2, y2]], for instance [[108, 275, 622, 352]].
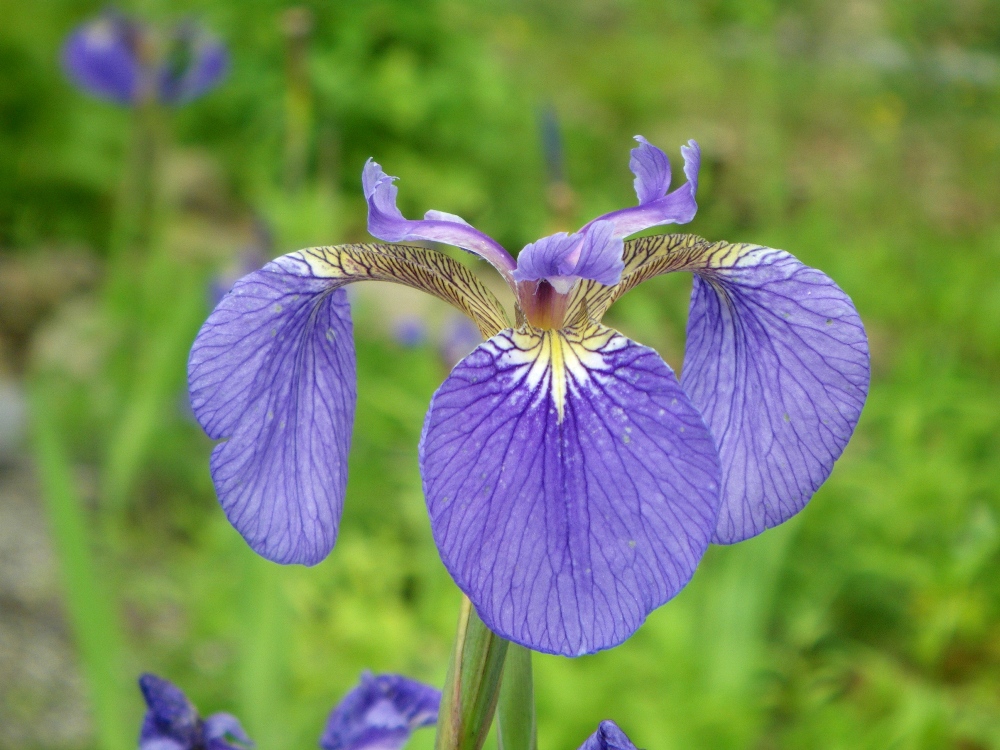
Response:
[[189, 243, 509, 566], [679, 242, 870, 542], [420, 324, 721, 655]]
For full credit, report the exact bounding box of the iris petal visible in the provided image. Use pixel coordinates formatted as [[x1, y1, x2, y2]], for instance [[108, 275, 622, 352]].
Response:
[[579, 721, 638, 750], [513, 221, 624, 291], [420, 325, 721, 656], [363, 160, 517, 283], [189, 243, 509, 566], [320, 672, 441, 750], [679, 242, 870, 542], [139, 674, 200, 749], [630, 136, 672, 205], [188, 255, 356, 565]]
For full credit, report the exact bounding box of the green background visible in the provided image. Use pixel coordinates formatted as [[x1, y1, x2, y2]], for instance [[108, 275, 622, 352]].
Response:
[[2, 0, 1000, 748]]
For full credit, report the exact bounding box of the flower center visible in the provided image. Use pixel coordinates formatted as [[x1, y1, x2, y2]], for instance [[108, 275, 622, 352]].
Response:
[[517, 279, 571, 330]]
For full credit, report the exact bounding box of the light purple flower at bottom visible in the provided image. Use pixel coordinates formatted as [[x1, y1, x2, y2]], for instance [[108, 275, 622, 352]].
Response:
[[580, 721, 639, 750], [139, 673, 252, 750], [320, 672, 441, 750]]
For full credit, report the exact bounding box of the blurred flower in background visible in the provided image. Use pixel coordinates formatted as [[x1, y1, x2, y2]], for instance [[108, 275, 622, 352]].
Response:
[[62, 11, 228, 106], [579, 721, 638, 750], [438, 314, 482, 368], [319, 672, 440, 750], [138, 673, 253, 750]]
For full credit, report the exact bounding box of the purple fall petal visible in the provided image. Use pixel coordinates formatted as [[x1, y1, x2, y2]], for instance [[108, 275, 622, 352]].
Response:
[[680, 245, 870, 543], [62, 14, 145, 104], [579, 721, 638, 750], [362, 160, 517, 282], [320, 672, 441, 750], [583, 140, 700, 239], [188, 255, 356, 565], [420, 326, 721, 656]]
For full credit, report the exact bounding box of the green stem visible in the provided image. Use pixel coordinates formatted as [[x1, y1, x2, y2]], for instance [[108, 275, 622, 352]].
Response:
[[30, 383, 132, 750], [435, 596, 509, 750], [497, 644, 536, 750]]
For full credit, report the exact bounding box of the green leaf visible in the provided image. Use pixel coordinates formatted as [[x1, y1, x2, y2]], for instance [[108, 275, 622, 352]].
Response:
[[497, 644, 536, 750], [30, 381, 134, 750]]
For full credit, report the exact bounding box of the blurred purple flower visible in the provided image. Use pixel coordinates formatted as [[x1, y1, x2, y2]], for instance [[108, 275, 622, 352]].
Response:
[[439, 314, 482, 368], [392, 316, 428, 348], [138, 673, 252, 750], [62, 12, 227, 106], [319, 672, 440, 750], [579, 721, 638, 750], [210, 220, 272, 307]]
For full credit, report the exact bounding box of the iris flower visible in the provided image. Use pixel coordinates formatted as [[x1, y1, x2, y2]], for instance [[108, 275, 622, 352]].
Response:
[[579, 721, 639, 750], [138, 673, 252, 750], [62, 12, 227, 106], [320, 672, 441, 750], [189, 137, 869, 656]]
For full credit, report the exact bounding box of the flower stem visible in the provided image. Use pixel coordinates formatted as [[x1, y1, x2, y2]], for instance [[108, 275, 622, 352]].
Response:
[[497, 644, 536, 750], [435, 596, 509, 750]]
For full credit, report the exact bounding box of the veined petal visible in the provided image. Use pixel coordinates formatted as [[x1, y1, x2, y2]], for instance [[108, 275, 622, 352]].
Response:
[[564, 233, 708, 324], [579, 140, 700, 240], [189, 243, 508, 566], [420, 325, 721, 656], [679, 242, 869, 542], [363, 160, 517, 284], [188, 257, 356, 565], [320, 672, 441, 750], [579, 721, 638, 750], [565, 233, 869, 540]]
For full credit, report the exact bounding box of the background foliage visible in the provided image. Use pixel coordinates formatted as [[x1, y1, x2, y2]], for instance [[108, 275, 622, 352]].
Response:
[[2, 0, 999, 748]]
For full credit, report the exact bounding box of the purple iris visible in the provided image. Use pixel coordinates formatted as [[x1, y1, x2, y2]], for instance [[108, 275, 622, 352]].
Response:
[[138, 673, 252, 750], [62, 12, 227, 106], [320, 672, 441, 750], [579, 721, 639, 750], [188, 136, 870, 656]]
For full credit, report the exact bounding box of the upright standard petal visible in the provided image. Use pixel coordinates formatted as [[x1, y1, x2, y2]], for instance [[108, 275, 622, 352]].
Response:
[[320, 672, 441, 750], [580, 140, 700, 240], [579, 721, 638, 750], [679, 241, 870, 542], [630, 136, 672, 205], [420, 325, 721, 655], [363, 160, 518, 284], [189, 243, 508, 566], [62, 14, 145, 104]]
